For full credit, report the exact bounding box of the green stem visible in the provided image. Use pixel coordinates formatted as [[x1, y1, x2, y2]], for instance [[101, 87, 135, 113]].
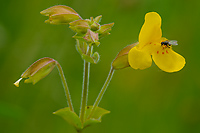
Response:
[[56, 62, 74, 112], [79, 45, 92, 123], [88, 66, 115, 119]]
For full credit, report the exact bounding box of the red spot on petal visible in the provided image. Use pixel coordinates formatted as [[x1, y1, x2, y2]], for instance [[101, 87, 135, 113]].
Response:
[[154, 44, 156, 45], [166, 50, 168, 53], [162, 52, 164, 54], [157, 51, 159, 54], [163, 47, 165, 50]]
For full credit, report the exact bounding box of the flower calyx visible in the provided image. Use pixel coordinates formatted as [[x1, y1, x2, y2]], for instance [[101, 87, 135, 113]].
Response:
[[69, 20, 90, 34], [98, 23, 114, 39], [14, 57, 57, 87], [40, 5, 81, 25], [112, 43, 138, 70]]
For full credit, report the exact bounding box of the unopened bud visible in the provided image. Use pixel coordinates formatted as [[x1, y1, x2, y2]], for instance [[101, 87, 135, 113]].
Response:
[[69, 20, 90, 34], [91, 22, 100, 31], [14, 57, 57, 87], [83, 29, 99, 46], [40, 5, 81, 25], [112, 43, 138, 70]]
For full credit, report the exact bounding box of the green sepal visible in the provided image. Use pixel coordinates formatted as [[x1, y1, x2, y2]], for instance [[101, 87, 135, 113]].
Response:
[[82, 54, 95, 63], [92, 52, 100, 64], [46, 14, 80, 25], [76, 41, 88, 55], [91, 42, 100, 47], [94, 15, 102, 23], [40, 5, 81, 25], [99, 32, 110, 39], [84, 106, 110, 128], [98, 23, 114, 34], [81, 51, 100, 64], [112, 43, 138, 70], [53, 107, 82, 131]]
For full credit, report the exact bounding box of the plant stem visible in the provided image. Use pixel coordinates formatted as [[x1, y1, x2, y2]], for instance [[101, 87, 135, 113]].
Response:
[[56, 62, 74, 112], [88, 66, 115, 119], [79, 45, 92, 123]]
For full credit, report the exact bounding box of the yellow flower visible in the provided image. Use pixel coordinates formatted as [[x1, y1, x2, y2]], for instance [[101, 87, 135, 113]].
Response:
[[128, 12, 185, 72]]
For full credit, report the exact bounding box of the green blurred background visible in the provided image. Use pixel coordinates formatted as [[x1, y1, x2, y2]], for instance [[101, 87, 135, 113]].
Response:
[[0, 0, 200, 132]]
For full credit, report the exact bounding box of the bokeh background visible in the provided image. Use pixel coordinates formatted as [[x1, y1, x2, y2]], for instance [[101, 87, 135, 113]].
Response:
[[0, 0, 200, 132]]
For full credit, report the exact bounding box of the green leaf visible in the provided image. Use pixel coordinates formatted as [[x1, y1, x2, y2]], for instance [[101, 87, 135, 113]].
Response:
[[83, 106, 110, 128], [53, 107, 82, 131]]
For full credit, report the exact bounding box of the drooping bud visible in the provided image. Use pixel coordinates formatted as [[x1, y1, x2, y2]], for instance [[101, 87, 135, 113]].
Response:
[[14, 57, 57, 87], [112, 43, 138, 70], [98, 23, 114, 39], [40, 5, 81, 25], [69, 20, 90, 34], [83, 29, 100, 46]]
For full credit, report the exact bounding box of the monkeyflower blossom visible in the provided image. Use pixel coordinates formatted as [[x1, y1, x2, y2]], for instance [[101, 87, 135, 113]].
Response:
[[128, 12, 185, 72]]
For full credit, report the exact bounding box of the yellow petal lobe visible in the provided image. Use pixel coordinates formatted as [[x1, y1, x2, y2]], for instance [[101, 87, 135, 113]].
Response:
[[152, 48, 186, 72], [14, 78, 23, 87], [138, 12, 162, 49], [128, 46, 152, 70]]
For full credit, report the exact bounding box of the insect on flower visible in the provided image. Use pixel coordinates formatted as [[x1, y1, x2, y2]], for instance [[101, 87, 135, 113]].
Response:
[[161, 40, 178, 48]]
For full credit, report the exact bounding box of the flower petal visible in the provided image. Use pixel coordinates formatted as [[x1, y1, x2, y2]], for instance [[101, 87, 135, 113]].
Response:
[[152, 48, 186, 72], [128, 46, 152, 70], [138, 12, 162, 49]]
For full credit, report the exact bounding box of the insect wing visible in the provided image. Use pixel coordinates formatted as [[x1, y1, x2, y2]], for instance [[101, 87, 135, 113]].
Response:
[[169, 40, 178, 46]]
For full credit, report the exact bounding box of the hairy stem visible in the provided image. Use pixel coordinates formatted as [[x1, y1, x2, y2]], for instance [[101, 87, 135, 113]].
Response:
[[80, 45, 93, 123], [88, 66, 115, 119], [56, 62, 74, 112]]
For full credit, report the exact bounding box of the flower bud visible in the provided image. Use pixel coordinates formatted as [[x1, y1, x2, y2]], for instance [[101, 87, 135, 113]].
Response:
[[91, 22, 100, 31], [98, 23, 114, 34], [83, 29, 100, 46], [69, 20, 90, 34], [14, 57, 57, 87], [40, 5, 81, 25], [112, 43, 138, 70]]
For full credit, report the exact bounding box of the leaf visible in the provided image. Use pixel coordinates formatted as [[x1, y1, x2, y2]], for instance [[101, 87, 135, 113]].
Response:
[[53, 107, 82, 131], [83, 106, 110, 128]]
